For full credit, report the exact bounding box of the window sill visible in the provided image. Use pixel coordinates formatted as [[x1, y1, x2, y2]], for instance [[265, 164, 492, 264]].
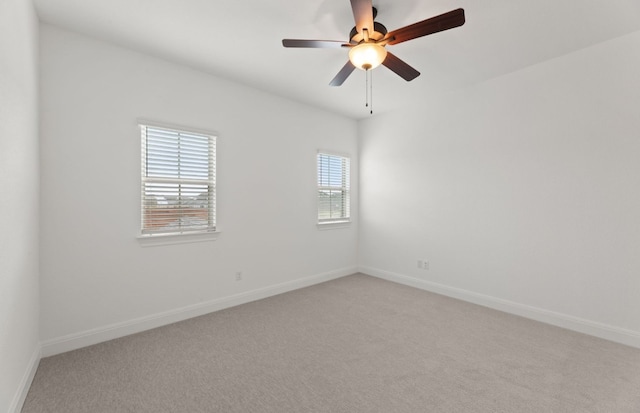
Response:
[[137, 230, 220, 247], [317, 221, 351, 230]]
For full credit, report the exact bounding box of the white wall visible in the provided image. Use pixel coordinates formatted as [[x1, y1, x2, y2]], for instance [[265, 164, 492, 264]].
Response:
[[0, 0, 41, 411], [359, 31, 640, 346], [39, 25, 358, 352]]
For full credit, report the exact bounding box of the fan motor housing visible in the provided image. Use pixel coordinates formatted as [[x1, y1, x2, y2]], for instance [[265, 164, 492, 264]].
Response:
[[349, 21, 388, 44]]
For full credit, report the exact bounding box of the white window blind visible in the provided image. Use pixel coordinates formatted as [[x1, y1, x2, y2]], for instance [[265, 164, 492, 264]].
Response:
[[140, 124, 216, 235], [317, 152, 350, 223]]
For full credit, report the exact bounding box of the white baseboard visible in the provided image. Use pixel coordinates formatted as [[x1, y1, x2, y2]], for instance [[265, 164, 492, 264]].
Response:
[[9, 345, 40, 413], [41, 267, 356, 357], [359, 266, 640, 349]]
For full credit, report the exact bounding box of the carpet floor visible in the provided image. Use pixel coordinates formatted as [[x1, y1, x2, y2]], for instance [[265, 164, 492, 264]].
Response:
[[22, 274, 640, 412]]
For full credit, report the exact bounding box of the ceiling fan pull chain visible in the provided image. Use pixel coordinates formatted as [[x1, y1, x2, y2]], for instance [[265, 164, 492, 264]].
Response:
[[365, 68, 369, 109], [364, 69, 373, 114], [370, 69, 373, 115]]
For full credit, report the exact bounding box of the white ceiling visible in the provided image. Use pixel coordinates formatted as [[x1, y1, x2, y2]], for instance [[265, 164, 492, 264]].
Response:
[[34, 0, 640, 120]]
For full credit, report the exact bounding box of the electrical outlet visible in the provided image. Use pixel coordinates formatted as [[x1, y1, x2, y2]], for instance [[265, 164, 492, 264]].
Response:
[[423, 260, 429, 270], [235, 271, 242, 281]]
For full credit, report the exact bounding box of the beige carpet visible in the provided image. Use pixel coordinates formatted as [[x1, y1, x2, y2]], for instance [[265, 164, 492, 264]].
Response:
[[22, 274, 640, 412]]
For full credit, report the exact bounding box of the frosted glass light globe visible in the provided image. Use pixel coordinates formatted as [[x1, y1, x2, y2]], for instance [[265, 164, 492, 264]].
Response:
[[348, 43, 387, 70]]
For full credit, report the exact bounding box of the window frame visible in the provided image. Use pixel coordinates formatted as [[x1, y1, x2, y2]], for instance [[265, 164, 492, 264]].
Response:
[[138, 121, 217, 241], [317, 151, 351, 226]]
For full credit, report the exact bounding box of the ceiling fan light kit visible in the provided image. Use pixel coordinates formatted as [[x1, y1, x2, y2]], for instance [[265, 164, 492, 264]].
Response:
[[349, 42, 387, 70], [282, 0, 465, 112]]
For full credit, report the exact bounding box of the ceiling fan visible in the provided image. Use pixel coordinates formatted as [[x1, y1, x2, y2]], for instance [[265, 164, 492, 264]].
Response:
[[282, 0, 465, 86]]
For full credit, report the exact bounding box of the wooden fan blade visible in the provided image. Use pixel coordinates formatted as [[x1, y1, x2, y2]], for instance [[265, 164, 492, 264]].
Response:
[[387, 8, 465, 45], [350, 0, 374, 34], [382, 52, 420, 81], [329, 61, 356, 86], [282, 39, 348, 48]]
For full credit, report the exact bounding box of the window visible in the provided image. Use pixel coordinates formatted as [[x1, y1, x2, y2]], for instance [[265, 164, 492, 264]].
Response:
[[140, 124, 216, 236], [317, 152, 350, 224]]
